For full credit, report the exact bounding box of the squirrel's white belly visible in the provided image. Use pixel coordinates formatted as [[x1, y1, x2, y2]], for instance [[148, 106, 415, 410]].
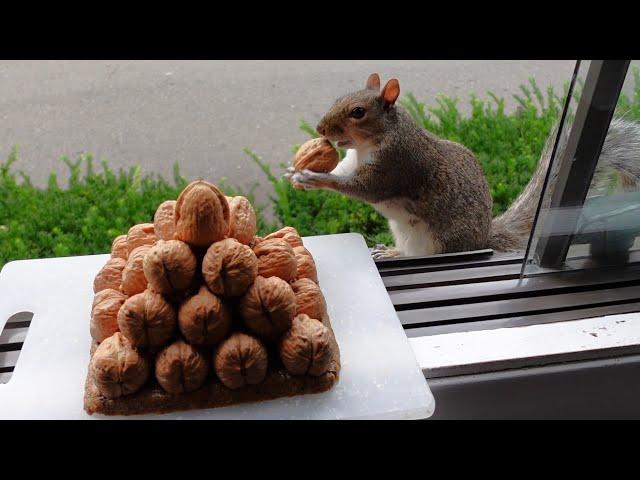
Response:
[[372, 200, 442, 257]]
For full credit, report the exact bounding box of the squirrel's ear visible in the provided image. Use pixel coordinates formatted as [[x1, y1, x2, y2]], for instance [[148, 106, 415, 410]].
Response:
[[381, 79, 400, 106], [366, 73, 380, 91]]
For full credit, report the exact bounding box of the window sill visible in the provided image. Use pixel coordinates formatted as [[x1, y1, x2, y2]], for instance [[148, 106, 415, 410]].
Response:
[[410, 311, 640, 378]]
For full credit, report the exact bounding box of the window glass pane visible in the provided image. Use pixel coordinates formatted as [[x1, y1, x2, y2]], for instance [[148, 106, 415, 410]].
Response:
[[523, 60, 640, 276]]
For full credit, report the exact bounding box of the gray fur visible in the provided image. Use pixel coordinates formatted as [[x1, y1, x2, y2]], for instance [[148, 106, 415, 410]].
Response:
[[490, 117, 640, 251], [299, 78, 640, 255]]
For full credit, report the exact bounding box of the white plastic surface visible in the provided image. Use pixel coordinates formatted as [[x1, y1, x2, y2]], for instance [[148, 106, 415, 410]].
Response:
[[0, 233, 434, 419]]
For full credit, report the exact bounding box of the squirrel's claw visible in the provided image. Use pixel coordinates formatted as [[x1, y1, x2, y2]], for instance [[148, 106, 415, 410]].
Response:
[[282, 167, 295, 180], [291, 170, 324, 190], [371, 244, 400, 260]]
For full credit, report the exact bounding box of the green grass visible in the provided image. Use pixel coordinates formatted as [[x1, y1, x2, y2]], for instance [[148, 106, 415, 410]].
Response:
[[2, 68, 640, 270]]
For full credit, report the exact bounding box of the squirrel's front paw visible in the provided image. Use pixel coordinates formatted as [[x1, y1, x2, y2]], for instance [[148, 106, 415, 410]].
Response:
[[291, 170, 327, 190], [371, 244, 400, 260], [282, 166, 295, 181]]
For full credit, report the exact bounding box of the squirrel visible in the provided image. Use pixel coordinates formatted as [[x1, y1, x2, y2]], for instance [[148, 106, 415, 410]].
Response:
[[286, 73, 640, 258]]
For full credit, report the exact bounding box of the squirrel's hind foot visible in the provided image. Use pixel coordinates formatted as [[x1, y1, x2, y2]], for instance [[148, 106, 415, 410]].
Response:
[[371, 244, 400, 260]]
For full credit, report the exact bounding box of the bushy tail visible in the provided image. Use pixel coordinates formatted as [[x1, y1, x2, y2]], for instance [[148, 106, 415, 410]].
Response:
[[489, 117, 640, 251]]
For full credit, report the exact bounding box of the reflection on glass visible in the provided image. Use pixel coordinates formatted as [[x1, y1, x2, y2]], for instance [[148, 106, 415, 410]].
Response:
[[522, 60, 640, 277]]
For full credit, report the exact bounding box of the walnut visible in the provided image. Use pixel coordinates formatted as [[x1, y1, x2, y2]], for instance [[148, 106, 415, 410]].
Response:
[[293, 137, 339, 173], [121, 245, 151, 296], [263, 226, 303, 249], [251, 235, 263, 248], [291, 278, 327, 320], [143, 240, 197, 295], [111, 235, 129, 260], [178, 285, 232, 346], [90, 289, 127, 343], [226, 195, 257, 245], [126, 223, 157, 254], [214, 333, 268, 389], [279, 314, 333, 376], [238, 275, 296, 341], [202, 238, 258, 297], [253, 238, 297, 282], [174, 180, 230, 247], [293, 246, 318, 283], [155, 340, 209, 394], [154, 200, 177, 241], [117, 289, 177, 347], [93, 257, 126, 293], [90, 332, 149, 398]]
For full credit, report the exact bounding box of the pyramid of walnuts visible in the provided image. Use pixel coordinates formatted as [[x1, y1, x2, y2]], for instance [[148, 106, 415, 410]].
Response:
[[85, 179, 339, 414]]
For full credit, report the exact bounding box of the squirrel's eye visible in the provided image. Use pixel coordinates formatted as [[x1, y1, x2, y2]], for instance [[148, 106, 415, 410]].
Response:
[[349, 107, 366, 119]]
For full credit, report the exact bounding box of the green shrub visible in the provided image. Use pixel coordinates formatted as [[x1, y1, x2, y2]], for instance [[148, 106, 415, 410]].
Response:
[[0, 150, 272, 269]]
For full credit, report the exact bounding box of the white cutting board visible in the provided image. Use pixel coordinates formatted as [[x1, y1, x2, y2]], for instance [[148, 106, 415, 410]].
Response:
[[0, 233, 434, 419]]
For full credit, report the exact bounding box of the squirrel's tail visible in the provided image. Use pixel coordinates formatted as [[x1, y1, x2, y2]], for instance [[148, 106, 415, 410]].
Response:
[[489, 117, 640, 252]]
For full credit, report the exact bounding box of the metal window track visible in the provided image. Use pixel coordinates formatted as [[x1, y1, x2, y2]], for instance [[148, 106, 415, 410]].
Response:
[[377, 249, 640, 337]]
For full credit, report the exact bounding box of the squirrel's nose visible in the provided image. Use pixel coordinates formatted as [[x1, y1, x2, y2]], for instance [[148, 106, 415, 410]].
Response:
[[316, 122, 326, 136]]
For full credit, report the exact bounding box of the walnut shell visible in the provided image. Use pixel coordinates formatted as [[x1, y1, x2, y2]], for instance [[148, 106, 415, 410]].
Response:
[[93, 257, 126, 293], [121, 245, 151, 296], [90, 332, 149, 398], [293, 246, 318, 283], [238, 275, 296, 341], [202, 238, 258, 297], [293, 137, 339, 173], [263, 226, 303, 249], [214, 332, 268, 389], [291, 278, 327, 320], [155, 340, 209, 394], [250, 236, 263, 249], [143, 240, 197, 295], [226, 196, 257, 245], [154, 200, 177, 241], [126, 223, 157, 254], [253, 238, 297, 282], [111, 235, 129, 260], [174, 180, 230, 247], [90, 289, 127, 343], [117, 289, 177, 348], [279, 314, 333, 376], [178, 285, 232, 346]]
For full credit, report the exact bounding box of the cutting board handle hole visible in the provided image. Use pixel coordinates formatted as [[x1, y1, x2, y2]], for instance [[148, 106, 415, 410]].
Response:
[[0, 311, 34, 385]]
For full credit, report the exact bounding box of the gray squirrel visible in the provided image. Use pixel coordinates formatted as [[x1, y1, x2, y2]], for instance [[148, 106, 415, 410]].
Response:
[[287, 73, 640, 258]]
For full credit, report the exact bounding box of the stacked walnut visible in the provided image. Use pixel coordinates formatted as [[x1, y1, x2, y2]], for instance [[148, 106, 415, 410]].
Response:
[[88, 180, 333, 402]]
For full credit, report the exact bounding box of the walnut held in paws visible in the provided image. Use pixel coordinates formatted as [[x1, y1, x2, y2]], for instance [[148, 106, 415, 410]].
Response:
[[174, 180, 230, 247], [121, 245, 151, 296], [111, 235, 128, 260], [293, 137, 339, 173], [143, 240, 197, 295], [279, 314, 333, 376], [202, 238, 258, 298], [155, 340, 209, 394], [214, 332, 268, 390], [263, 226, 303, 249], [126, 223, 157, 254], [154, 200, 177, 241], [238, 275, 296, 341], [178, 285, 232, 346], [293, 246, 318, 283], [253, 238, 297, 282], [291, 278, 326, 320], [226, 195, 257, 245], [90, 289, 127, 343], [90, 332, 149, 399], [117, 289, 177, 348], [93, 257, 126, 293]]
